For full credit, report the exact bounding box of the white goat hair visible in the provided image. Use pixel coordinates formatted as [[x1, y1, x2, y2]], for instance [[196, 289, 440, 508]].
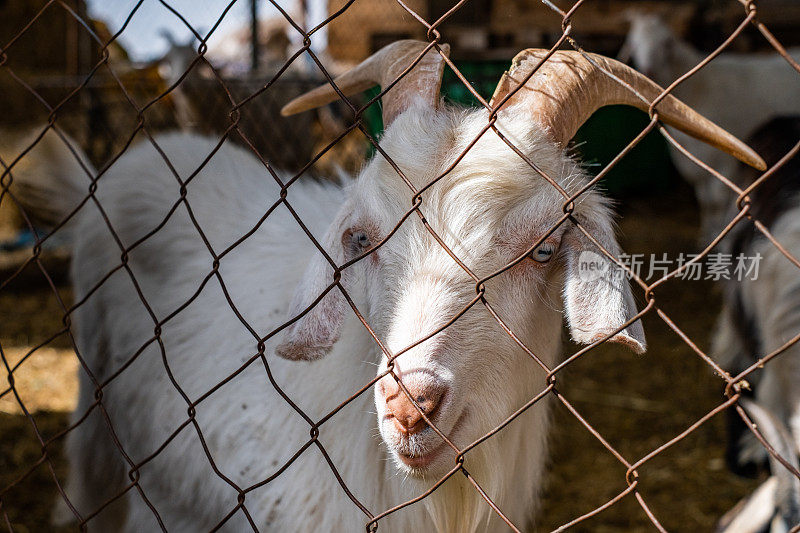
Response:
[[7, 41, 766, 532], [26, 120, 629, 533], [621, 12, 800, 242]]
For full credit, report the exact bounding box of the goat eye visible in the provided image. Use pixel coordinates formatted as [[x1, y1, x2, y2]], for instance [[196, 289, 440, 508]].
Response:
[[351, 231, 371, 250], [529, 242, 556, 263]]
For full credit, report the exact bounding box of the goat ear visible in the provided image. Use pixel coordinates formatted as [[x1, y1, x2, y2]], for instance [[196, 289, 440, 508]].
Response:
[[275, 206, 352, 361], [561, 209, 646, 354]]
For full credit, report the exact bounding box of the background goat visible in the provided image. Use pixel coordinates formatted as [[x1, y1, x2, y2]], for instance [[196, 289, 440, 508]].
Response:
[[9, 40, 763, 531], [714, 117, 800, 488], [621, 12, 800, 243]]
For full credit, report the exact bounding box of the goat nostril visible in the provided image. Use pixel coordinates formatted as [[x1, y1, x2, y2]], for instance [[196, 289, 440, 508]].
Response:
[[385, 384, 448, 437], [393, 413, 426, 436]]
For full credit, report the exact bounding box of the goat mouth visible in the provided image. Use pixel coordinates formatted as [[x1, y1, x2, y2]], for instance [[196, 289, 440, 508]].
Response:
[[397, 441, 448, 469], [393, 410, 468, 471]]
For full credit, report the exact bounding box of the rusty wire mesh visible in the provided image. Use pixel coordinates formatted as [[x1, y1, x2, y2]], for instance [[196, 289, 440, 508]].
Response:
[[1, 0, 800, 531]]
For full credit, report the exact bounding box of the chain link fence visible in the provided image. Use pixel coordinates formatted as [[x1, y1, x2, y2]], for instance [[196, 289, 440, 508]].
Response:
[[2, 0, 800, 531]]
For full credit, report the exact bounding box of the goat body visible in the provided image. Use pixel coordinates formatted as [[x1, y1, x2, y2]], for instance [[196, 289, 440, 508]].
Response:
[[40, 115, 609, 531], [714, 116, 800, 455], [713, 117, 800, 531]]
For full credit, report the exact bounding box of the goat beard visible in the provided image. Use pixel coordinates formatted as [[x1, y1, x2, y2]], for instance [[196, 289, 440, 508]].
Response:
[[421, 444, 496, 533]]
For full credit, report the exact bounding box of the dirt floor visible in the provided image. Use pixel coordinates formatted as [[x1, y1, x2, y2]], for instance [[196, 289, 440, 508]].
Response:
[[0, 186, 763, 532]]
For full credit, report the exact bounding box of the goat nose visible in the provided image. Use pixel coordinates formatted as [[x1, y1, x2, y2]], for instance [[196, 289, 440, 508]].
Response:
[[383, 380, 447, 436]]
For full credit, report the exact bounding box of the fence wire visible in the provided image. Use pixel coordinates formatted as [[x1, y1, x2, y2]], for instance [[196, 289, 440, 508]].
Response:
[[1, 0, 800, 531]]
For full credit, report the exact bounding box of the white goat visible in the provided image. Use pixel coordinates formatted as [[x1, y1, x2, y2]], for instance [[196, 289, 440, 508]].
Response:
[[621, 12, 800, 242], [9, 40, 763, 531], [157, 31, 204, 131]]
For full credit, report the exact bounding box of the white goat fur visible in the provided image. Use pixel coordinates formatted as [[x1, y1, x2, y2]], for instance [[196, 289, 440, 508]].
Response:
[[22, 101, 644, 531], [622, 13, 800, 241]]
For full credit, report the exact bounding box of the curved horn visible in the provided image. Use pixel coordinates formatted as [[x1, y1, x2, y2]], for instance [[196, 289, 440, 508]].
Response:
[[281, 40, 450, 126], [490, 49, 766, 170]]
